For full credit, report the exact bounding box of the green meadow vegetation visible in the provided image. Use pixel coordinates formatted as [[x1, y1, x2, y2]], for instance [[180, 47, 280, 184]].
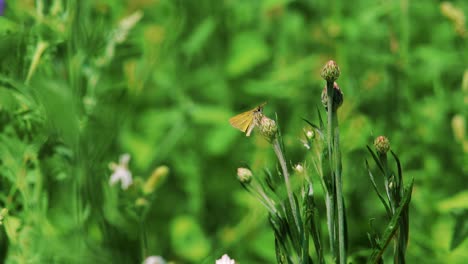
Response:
[[0, 0, 467, 263]]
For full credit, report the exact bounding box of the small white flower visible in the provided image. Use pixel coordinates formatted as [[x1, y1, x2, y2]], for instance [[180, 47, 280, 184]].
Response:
[[143, 256, 166, 264], [109, 153, 133, 190], [306, 130, 314, 139], [216, 254, 235, 264], [294, 164, 304, 173], [301, 139, 311, 150]]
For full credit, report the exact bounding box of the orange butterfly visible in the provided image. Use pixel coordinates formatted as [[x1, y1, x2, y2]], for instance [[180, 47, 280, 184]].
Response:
[[229, 103, 266, 136]]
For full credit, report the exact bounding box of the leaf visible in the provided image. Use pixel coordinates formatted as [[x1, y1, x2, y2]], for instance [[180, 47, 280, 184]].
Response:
[[437, 190, 468, 213], [226, 31, 270, 77], [302, 118, 321, 132], [366, 160, 391, 218], [368, 179, 414, 264], [390, 150, 403, 191], [3, 216, 21, 245], [450, 209, 468, 251], [366, 145, 385, 175], [183, 17, 216, 56], [170, 215, 211, 262]]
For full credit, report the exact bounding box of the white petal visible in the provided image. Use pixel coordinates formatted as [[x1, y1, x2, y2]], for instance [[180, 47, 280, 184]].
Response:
[[143, 256, 166, 264], [109, 172, 120, 186], [216, 254, 235, 264], [119, 153, 131, 165], [120, 171, 133, 190]]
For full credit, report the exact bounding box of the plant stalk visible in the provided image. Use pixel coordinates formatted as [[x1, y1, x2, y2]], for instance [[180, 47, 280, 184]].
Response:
[[326, 80, 346, 263], [272, 138, 300, 231]]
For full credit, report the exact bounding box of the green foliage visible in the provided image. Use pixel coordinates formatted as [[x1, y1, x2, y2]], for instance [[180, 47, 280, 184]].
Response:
[[0, 0, 467, 263]]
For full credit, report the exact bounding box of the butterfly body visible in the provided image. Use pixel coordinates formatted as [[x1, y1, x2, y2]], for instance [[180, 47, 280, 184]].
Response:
[[229, 103, 266, 136]]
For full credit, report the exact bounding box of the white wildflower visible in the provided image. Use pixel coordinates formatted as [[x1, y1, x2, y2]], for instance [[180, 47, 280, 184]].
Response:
[[143, 256, 166, 264], [294, 164, 304, 173], [109, 153, 133, 190], [216, 254, 235, 264], [301, 139, 311, 150]]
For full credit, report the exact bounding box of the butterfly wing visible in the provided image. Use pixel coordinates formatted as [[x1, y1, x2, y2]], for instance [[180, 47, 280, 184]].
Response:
[[229, 111, 254, 133], [229, 103, 266, 136]]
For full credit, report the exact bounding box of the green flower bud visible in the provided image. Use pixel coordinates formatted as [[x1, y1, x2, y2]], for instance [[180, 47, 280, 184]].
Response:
[[135, 197, 149, 207], [237, 167, 253, 184], [143, 165, 169, 195], [374, 136, 390, 155], [259, 115, 278, 142], [321, 82, 344, 112], [320, 60, 340, 82]]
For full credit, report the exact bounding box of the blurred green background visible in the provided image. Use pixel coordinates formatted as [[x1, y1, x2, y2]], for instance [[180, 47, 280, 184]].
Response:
[[0, 0, 467, 263]]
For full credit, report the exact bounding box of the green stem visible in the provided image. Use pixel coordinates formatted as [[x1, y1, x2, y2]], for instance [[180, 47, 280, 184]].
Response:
[[272, 138, 300, 232], [139, 208, 149, 260], [325, 81, 337, 258], [332, 112, 346, 264], [326, 81, 346, 263], [325, 193, 335, 257]]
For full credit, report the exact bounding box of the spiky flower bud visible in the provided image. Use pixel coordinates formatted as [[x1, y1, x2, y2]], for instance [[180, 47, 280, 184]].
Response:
[[259, 115, 278, 142], [237, 167, 252, 184], [321, 82, 344, 112], [374, 136, 390, 155], [320, 60, 340, 82]]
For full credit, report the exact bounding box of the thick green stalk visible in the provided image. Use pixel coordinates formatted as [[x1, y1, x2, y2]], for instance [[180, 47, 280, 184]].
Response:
[[325, 193, 335, 257], [326, 81, 346, 263], [325, 81, 337, 258], [332, 112, 346, 264]]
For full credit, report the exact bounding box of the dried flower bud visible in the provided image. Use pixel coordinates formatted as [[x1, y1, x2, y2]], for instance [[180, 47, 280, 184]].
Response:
[[143, 165, 169, 195], [320, 60, 340, 82], [237, 167, 252, 184], [321, 82, 344, 112], [374, 136, 390, 155], [259, 115, 278, 142]]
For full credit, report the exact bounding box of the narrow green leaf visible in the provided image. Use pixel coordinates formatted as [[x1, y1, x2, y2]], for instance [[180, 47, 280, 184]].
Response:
[[366, 160, 392, 218], [302, 118, 321, 132], [283, 196, 302, 255], [390, 150, 403, 192], [368, 179, 414, 264], [366, 145, 385, 175], [450, 209, 468, 251]]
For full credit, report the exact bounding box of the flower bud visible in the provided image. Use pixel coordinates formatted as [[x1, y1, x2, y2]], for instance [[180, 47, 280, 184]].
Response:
[[321, 82, 344, 112], [135, 197, 149, 207], [294, 164, 304, 174], [259, 115, 278, 142], [237, 167, 252, 184], [320, 60, 340, 82], [143, 165, 169, 195], [451, 114, 465, 142], [374, 136, 390, 155]]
